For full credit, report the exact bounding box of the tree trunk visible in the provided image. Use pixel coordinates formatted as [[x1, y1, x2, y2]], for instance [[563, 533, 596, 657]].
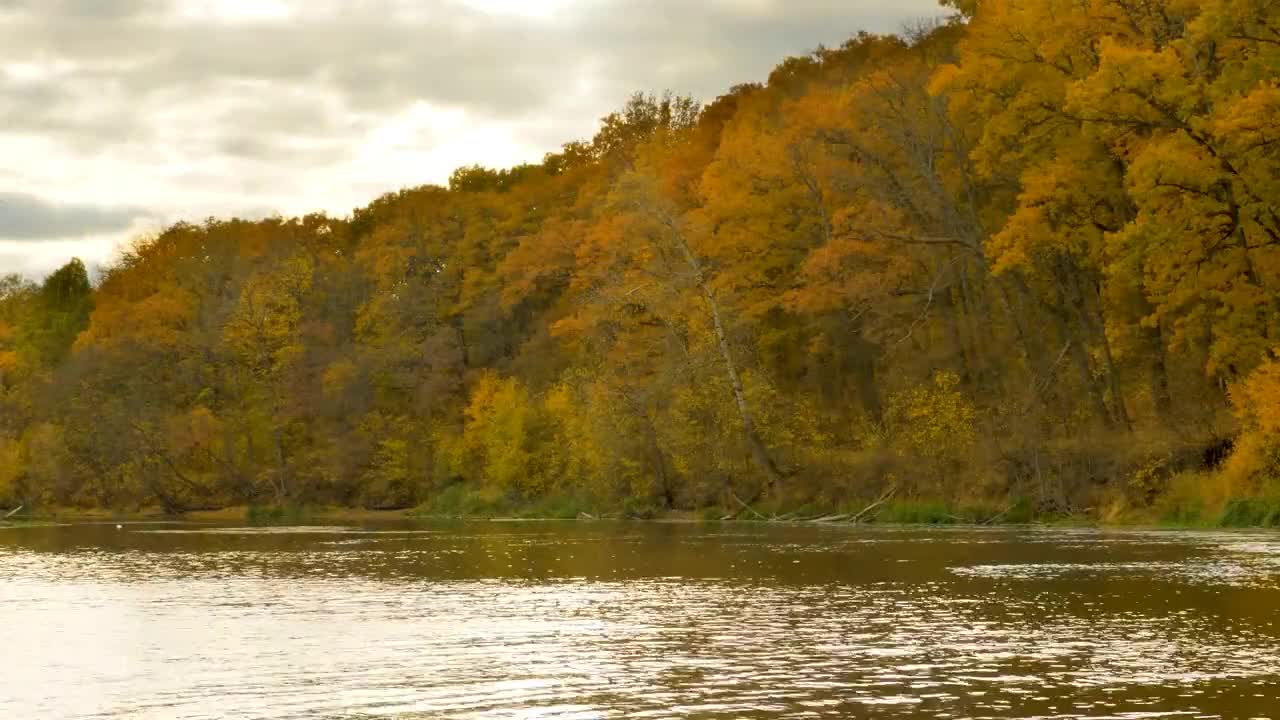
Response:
[[952, 261, 986, 386], [1097, 324, 1132, 430], [644, 420, 675, 509], [1058, 313, 1112, 426], [1148, 322, 1173, 417], [272, 427, 288, 504], [850, 326, 884, 424], [223, 425, 249, 499], [671, 229, 785, 489], [1056, 261, 1122, 428], [945, 283, 976, 384], [998, 275, 1052, 412]]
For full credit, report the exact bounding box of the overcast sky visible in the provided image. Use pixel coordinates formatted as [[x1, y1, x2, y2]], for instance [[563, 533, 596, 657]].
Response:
[[1, 0, 944, 278]]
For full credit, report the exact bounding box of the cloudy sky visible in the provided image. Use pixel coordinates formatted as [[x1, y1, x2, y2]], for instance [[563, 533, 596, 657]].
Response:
[[1, 0, 943, 278]]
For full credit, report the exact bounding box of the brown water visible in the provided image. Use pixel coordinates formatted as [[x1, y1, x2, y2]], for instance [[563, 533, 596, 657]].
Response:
[[2, 522, 1279, 719]]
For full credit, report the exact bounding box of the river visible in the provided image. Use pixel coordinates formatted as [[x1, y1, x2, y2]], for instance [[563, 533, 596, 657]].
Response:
[[2, 521, 1278, 718]]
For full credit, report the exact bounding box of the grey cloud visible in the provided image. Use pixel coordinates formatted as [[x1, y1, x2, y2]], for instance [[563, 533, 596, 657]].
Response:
[[214, 135, 352, 167], [0, 0, 161, 19], [0, 0, 942, 126], [0, 250, 52, 277], [0, 192, 143, 240], [0, 0, 944, 277], [0, 0, 943, 232], [0, 10, 585, 173], [0, 246, 108, 280], [206, 94, 360, 164], [0, 9, 581, 116], [601, 1, 950, 83]]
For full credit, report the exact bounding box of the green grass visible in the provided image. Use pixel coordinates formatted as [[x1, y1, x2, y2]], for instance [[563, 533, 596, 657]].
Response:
[[1141, 469, 1280, 528], [1154, 501, 1209, 527], [1140, 492, 1280, 529], [245, 504, 320, 525], [1217, 497, 1280, 528], [408, 485, 510, 518], [406, 488, 1055, 526], [874, 500, 960, 524], [698, 506, 727, 523], [868, 498, 1036, 525], [230, 482, 1280, 530], [409, 485, 600, 520], [516, 494, 595, 520]]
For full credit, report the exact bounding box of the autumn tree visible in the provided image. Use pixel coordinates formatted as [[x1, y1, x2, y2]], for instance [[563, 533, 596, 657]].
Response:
[[6, 7, 1279, 521]]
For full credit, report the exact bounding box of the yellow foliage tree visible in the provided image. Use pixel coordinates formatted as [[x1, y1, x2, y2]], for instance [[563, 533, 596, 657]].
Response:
[[885, 371, 977, 491], [449, 372, 556, 499], [1226, 354, 1280, 492]]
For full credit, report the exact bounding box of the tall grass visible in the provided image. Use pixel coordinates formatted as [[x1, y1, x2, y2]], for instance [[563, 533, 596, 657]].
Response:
[[409, 485, 598, 519]]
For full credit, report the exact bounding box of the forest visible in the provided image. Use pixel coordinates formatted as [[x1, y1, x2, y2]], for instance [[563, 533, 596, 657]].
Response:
[[1, 0, 1278, 524]]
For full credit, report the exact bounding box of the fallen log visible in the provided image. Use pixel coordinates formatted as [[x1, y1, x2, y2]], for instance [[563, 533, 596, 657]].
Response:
[[730, 491, 769, 521], [851, 485, 897, 523], [982, 504, 1014, 526]]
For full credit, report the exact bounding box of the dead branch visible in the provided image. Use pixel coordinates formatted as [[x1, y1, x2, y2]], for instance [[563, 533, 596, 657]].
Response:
[[730, 491, 769, 521], [852, 484, 899, 523], [982, 503, 1016, 526]]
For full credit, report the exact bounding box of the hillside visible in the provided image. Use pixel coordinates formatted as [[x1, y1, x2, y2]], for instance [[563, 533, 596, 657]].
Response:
[[2, 0, 1279, 523]]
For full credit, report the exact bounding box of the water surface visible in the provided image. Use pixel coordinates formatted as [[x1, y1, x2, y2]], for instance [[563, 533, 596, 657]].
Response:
[[2, 522, 1279, 718]]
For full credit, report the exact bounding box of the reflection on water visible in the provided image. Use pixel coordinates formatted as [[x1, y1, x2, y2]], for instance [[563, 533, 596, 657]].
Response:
[[2, 523, 1279, 719]]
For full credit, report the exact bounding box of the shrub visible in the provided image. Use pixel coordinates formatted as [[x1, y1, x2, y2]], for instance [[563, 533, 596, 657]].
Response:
[[1224, 356, 1280, 495], [1218, 498, 1280, 528]]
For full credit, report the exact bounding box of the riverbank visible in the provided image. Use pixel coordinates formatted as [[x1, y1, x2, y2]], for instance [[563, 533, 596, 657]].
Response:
[[7, 494, 1280, 530], [1, 505, 412, 524]]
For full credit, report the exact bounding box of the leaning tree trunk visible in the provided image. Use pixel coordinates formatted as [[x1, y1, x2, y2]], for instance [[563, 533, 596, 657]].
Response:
[[1054, 262, 1120, 428], [670, 229, 785, 489], [272, 427, 289, 504], [1147, 321, 1173, 417]]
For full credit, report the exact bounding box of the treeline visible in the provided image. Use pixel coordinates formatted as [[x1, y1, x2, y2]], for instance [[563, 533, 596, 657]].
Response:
[[2, 0, 1278, 521]]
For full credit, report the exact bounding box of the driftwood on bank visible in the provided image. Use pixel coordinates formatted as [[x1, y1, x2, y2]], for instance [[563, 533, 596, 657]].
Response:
[[729, 482, 899, 525], [850, 484, 898, 523], [730, 491, 769, 521], [982, 503, 1015, 526], [3, 504, 23, 519]]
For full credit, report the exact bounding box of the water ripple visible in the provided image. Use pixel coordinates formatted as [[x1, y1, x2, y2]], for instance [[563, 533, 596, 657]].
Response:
[[2, 525, 1279, 718]]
